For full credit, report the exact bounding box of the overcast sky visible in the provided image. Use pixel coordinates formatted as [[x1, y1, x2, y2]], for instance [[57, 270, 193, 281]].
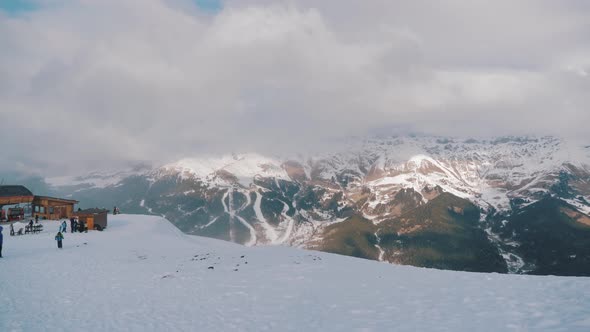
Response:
[[1, 0, 589, 176]]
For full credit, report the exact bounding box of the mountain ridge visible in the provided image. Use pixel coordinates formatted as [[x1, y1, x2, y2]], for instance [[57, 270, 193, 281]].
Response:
[[12, 135, 590, 275]]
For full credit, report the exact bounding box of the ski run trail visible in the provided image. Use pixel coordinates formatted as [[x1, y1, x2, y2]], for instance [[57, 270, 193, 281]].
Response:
[[276, 200, 295, 245], [254, 190, 279, 244], [1, 215, 590, 331], [222, 189, 257, 246]]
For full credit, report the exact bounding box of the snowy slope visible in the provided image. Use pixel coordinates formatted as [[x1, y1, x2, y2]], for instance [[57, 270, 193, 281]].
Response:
[[150, 136, 590, 214], [1, 215, 590, 331], [162, 153, 291, 188]]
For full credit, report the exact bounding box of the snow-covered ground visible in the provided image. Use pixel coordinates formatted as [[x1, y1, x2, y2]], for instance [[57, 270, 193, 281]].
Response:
[[1, 215, 590, 331]]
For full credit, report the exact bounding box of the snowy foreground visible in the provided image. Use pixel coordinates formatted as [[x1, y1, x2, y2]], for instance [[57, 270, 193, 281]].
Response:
[[1, 215, 590, 332]]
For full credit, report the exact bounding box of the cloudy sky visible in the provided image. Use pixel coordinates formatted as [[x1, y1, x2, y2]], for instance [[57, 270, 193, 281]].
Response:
[[0, 0, 589, 176]]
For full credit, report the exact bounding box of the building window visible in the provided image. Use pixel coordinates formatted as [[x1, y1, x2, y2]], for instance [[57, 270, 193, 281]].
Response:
[[39, 206, 45, 214], [49, 207, 54, 214], [34, 205, 40, 213]]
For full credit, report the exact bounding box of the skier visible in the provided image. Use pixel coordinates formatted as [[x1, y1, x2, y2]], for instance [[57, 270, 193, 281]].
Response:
[[61, 220, 67, 233], [55, 231, 64, 249], [70, 218, 75, 233], [10, 223, 15, 236], [0, 225, 3, 257]]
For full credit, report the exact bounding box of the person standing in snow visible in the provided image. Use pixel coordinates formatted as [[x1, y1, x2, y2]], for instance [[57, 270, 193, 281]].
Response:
[[55, 231, 64, 249], [0, 225, 4, 257], [61, 220, 67, 233]]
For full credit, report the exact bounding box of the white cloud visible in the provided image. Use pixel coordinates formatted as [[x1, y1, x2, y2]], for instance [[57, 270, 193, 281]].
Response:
[[0, 0, 589, 176]]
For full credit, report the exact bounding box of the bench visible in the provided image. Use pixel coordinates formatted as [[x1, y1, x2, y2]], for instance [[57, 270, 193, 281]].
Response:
[[33, 224, 43, 234], [22, 224, 43, 234]]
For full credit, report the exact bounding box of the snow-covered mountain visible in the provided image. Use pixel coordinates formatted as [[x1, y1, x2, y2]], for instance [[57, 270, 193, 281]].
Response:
[[45, 136, 590, 275], [2, 215, 589, 332]]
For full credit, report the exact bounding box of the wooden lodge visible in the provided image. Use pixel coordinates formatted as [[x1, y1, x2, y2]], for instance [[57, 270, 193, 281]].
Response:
[[74, 208, 108, 231], [33, 196, 79, 220]]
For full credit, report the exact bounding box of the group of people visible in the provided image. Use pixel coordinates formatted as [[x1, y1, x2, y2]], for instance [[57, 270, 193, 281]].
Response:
[[0, 217, 93, 256], [7, 218, 41, 236], [55, 218, 87, 249], [59, 218, 87, 234]]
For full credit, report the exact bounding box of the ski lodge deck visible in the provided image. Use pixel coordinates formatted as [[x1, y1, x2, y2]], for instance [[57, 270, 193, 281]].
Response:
[[1, 185, 78, 221]]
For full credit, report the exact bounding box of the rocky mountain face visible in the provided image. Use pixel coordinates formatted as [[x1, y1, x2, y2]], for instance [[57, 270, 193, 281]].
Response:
[[50, 136, 590, 276]]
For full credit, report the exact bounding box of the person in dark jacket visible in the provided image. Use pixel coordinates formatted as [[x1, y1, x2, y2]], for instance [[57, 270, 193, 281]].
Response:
[[55, 232, 64, 249], [0, 225, 4, 257], [61, 220, 67, 233]]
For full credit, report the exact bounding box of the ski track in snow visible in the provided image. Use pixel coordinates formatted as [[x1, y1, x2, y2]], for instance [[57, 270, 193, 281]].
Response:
[[235, 189, 257, 246], [221, 190, 235, 243], [254, 190, 279, 244], [222, 189, 257, 246], [278, 200, 295, 244], [1, 215, 590, 332], [199, 216, 220, 229], [235, 215, 257, 247], [374, 231, 385, 262]]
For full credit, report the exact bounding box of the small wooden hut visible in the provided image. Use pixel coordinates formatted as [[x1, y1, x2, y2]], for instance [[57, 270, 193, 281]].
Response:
[[32, 196, 79, 220], [74, 208, 108, 231]]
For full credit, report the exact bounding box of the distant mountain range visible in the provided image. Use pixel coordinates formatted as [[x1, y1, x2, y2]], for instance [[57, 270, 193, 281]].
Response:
[[10, 135, 590, 276]]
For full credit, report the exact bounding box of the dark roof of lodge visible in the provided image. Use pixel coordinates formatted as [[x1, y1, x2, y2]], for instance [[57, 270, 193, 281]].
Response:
[[0, 185, 34, 198], [74, 208, 109, 215], [33, 196, 79, 204]]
